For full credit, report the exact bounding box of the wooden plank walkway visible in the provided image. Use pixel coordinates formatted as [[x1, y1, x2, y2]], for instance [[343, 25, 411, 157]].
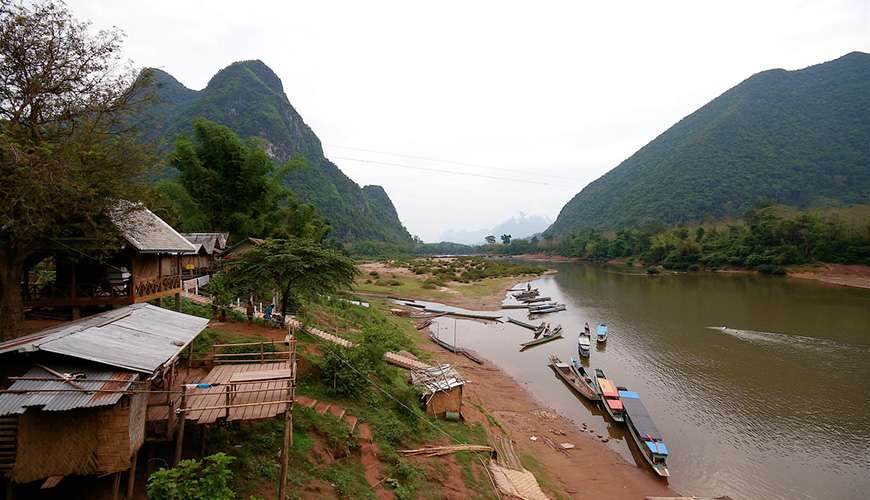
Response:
[[300, 323, 430, 370], [185, 362, 292, 425]]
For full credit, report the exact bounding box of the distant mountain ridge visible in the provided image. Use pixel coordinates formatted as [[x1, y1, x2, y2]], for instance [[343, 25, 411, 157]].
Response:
[[547, 51, 870, 235], [141, 60, 411, 245], [439, 212, 552, 244]]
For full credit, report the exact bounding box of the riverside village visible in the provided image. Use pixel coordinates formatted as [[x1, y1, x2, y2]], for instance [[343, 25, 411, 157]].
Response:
[[0, 2, 868, 500]]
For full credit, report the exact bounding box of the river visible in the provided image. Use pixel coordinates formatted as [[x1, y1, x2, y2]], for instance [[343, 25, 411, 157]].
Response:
[[425, 262, 870, 500]]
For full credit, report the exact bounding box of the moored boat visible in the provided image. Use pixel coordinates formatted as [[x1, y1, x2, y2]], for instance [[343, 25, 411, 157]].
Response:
[[548, 354, 600, 401], [520, 329, 563, 350], [593, 369, 625, 423], [618, 389, 670, 477], [577, 332, 591, 357], [528, 304, 566, 315], [596, 324, 608, 342]]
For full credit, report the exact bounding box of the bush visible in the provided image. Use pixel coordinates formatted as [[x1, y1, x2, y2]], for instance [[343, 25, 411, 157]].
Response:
[[646, 266, 661, 275], [389, 280, 401, 286], [757, 264, 787, 275], [146, 453, 236, 500]]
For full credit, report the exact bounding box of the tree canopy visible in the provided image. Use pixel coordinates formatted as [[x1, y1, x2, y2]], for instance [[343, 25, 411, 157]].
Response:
[[153, 118, 329, 242], [0, 0, 153, 338], [220, 238, 358, 315]]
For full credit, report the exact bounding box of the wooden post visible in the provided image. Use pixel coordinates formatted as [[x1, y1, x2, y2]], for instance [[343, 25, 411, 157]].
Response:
[[225, 385, 230, 420], [174, 385, 187, 466], [126, 450, 138, 499], [260, 342, 264, 363], [112, 472, 121, 500], [278, 390, 292, 500], [187, 343, 194, 376]]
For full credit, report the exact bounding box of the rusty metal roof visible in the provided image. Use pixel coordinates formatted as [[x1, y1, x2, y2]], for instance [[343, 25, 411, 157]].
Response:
[[111, 202, 197, 254], [0, 363, 137, 416], [410, 364, 466, 396], [0, 304, 209, 374]]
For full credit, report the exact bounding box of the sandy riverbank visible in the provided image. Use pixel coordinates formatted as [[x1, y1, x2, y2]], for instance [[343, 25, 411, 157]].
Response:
[[789, 263, 870, 289], [414, 320, 675, 499]]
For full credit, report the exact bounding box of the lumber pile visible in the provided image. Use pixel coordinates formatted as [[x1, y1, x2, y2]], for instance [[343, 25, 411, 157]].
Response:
[[398, 445, 493, 457]]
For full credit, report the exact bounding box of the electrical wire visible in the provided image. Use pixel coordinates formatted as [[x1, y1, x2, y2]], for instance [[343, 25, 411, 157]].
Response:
[[326, 144, 577, 181], [329, 155, 575, 189]]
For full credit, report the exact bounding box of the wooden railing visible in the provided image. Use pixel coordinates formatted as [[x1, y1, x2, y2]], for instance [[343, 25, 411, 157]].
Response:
[[23, 278, 133, 307], [134, 275, 181, 299], [211, 340, 294, 365]]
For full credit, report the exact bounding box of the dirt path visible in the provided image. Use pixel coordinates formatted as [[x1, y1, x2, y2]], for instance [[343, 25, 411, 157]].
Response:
[[417, 327, 676, 499]]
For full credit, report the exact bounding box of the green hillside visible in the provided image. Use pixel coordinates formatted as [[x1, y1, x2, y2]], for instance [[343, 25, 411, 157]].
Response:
[[141, 61, 412, 245], [548, 51, 870, 235]]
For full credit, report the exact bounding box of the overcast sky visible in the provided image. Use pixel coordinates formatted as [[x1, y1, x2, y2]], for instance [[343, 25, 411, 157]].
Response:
[[69, 0, 869, 242]]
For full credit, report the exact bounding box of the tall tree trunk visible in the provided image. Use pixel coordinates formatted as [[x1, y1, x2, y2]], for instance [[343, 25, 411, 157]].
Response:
[[281, 285, 290, 317], [0, 248, 24, 340]]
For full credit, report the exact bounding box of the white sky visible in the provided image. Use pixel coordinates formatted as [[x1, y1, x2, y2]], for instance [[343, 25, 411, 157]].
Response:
[[69, 0, 870, 242]]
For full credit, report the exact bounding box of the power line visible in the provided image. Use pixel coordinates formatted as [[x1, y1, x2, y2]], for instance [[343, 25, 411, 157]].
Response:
[[326, 144, 577, 181], [329, 155, 576, 189]]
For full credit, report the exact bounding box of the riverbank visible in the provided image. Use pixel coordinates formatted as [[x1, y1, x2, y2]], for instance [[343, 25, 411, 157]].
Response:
[[413, 318, 676, 499], [788, 263, 870, 289], [354, 259, 549, 310]]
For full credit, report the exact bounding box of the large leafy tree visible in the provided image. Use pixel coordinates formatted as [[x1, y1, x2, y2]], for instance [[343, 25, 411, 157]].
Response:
[[156, 118, 329, 241], [221, 238, 358, 315], [0, 0, 154, 338]]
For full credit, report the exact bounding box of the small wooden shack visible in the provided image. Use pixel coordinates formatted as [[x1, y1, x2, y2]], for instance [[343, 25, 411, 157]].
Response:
[[410, 364, 465, 418], [180, 232, 229, 278], [0, 304, 209, 494]]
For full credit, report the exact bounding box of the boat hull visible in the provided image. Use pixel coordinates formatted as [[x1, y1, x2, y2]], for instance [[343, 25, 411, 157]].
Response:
[[624, 414, 670, 477], [520, 332, 563, 350]]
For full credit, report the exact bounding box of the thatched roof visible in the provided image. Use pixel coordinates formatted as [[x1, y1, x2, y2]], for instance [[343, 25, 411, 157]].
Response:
[[110, 202, 196, 254]]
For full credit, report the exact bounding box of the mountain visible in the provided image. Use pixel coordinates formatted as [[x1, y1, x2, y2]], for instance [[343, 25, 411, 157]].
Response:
[[141, 61, 412, 245], [439, 213, 552, 244], [548, 51, 870, 235]]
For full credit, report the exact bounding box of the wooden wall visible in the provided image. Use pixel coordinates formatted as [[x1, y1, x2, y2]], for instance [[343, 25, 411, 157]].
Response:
[[424, 386, 463, 417]]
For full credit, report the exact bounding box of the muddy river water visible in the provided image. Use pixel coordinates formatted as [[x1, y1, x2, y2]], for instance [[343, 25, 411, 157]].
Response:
[[425, 262, 870, 500]]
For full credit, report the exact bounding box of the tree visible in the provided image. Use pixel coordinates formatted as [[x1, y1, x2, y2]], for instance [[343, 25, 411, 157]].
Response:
[[161, 118, 329, 242], [484, 235, 496, 245], [221, 238, 358, 315], [501, 234, 512, 245], [0, 1, 154, 338], [146, 453, 235, 500]]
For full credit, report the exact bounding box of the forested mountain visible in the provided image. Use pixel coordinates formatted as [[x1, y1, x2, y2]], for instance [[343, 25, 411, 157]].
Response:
[[548, 51, 870, 235], [140, 61, 411, 245]]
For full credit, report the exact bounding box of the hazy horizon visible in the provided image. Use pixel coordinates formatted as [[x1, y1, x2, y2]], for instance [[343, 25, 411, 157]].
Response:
[[68, 0, 870, 241]]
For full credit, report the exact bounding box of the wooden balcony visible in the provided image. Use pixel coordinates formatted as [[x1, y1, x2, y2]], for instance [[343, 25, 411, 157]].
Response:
[[23, 275, 181, 308]]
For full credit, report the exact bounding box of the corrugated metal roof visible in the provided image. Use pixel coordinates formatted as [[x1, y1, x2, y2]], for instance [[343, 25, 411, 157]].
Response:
[[411, 364, 466, 395], [111, 202, 197, 253], [182, 233, 229, 255], [0, 304, 209, 374], [0, 363, 136, 416]]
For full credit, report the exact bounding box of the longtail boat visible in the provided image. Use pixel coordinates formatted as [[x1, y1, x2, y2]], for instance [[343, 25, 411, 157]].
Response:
[[569, 358, 601, 401], [520, 329, 563, 350], [596, 324, 608, 342], [619, 389, 670, 477], [577, 333, 591, 357], [547, 354, 599, 401], [528, 304, 566, 315], [593, 369, 625, 423], [521, 296, 552, 304]]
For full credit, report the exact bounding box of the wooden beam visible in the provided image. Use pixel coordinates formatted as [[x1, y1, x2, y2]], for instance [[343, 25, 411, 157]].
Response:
[[112, 472, 121, 500], [126, 450, 138, 499], [173, 385, 187, 466]]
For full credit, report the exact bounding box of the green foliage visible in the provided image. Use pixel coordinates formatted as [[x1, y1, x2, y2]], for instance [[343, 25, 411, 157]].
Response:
[[158, 118, 329, 241], [146, 453, 236, 500], [544, 208, 870, 269], [222, 238, 358, 314], [140, 62, 412, 245], [548, 52, 870, 234]]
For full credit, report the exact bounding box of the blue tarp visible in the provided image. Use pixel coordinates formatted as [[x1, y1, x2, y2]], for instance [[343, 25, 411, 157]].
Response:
[[645, 440, 669, 456], [619, 390, 639, 399], [596, 324, 607, 338]]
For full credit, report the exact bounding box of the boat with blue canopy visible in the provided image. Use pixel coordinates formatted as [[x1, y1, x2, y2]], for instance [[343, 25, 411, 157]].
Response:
[[596, 324, 608, 342], [619, 389, 670, 477]]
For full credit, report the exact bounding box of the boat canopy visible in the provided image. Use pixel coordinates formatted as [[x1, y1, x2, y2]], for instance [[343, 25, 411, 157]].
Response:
[[645, 440, 669, 456], [598, 378, 618, 397], [597, 324, 608, 336], [619, 390, 639, 399], [622, 395, 665, 441], [606, 399, 624, 411]]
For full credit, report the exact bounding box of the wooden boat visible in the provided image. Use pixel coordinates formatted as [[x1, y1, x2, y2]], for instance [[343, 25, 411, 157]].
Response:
[[520, 329, 563, 350], [430, 334, 484, 364], [521, 296, 552, 304], [528, 302, 559, 310], [547, 354, 600, 401], [618, 389, 670, 477], [506, 317, 542, 331], [569, 358, 600, 401], [596, 324, 608, 342], [528, 304, 566, 315], [513, 289, 539, 300], [577, 333, 591, 357], [593, 369, 625, 423]]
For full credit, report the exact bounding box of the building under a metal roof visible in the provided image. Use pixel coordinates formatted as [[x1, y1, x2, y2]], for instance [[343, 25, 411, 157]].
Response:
[[410, 364, 466, 418], [0, 304, 210, 495]]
